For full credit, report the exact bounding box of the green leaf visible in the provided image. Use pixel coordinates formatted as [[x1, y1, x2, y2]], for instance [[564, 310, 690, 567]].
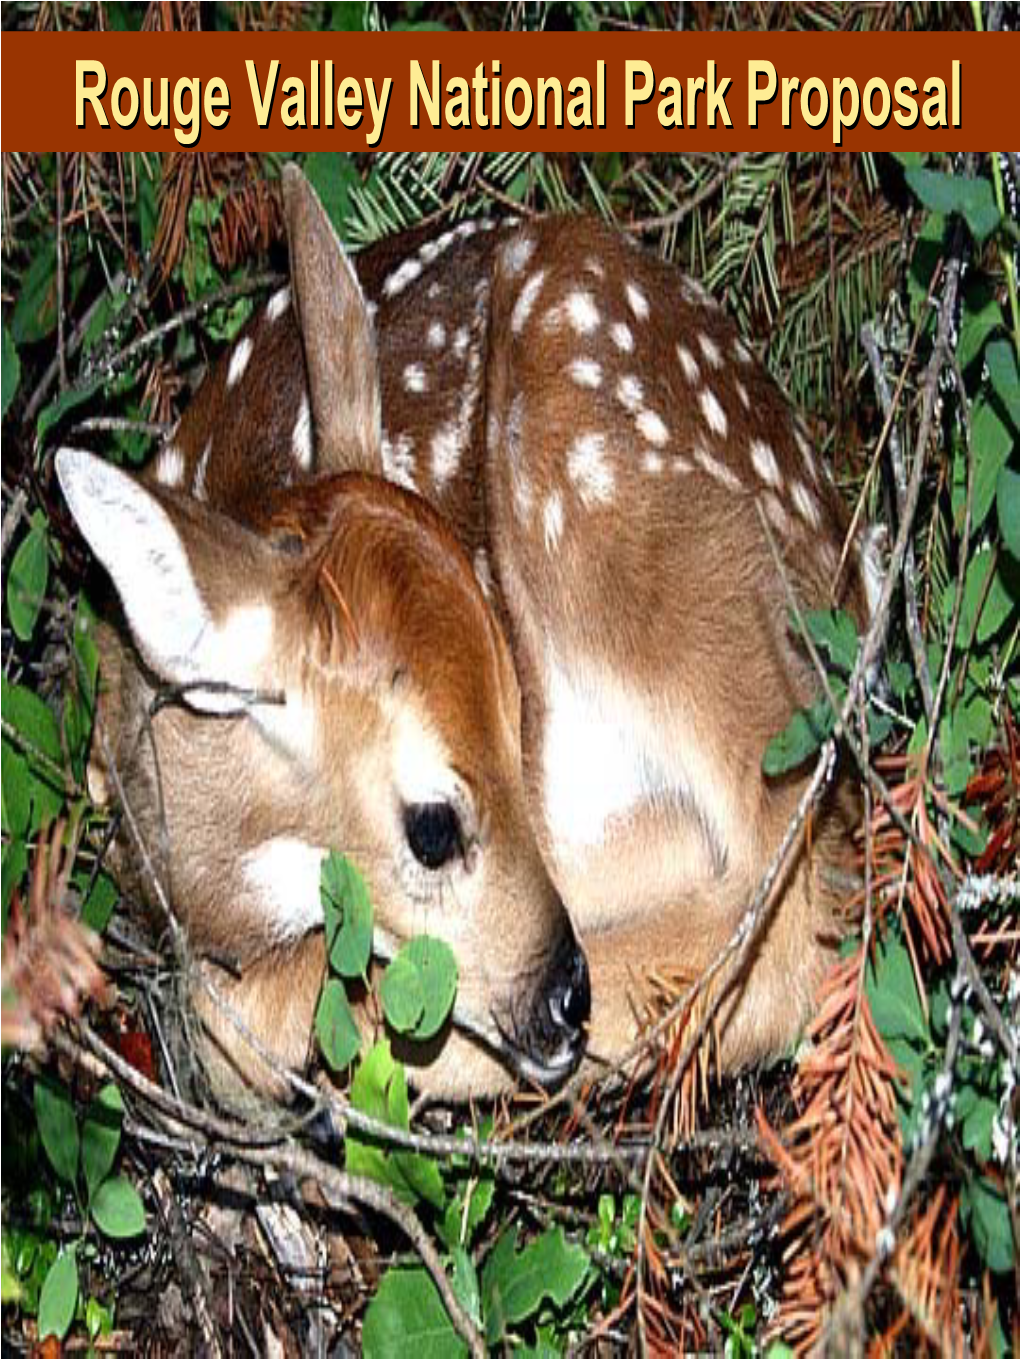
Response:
[[90, 1174, 146, 1238], [985, 336, 1020, 430], [961, 1095, 996, 1163], [302, 153, 360, 238], [904, 166, 1001, 243], [963, 1177, 1015, 1274], [1, 679, 65, 834], [6, 511, 50, 643], [997, 465, 1020, 559], [953, 546, 1017, 647], [968, 398, 1013, 531], [362, 1266, 467, 1359], [398, 936, 458, 1041], [2, 837, 28, 925], [81, 1084, 123, 1200], [956, 283, 1002, 370], [866, 932, 928, 1047], [80, 871, 119, 934], [314, 977, 362, 1072], [380, 951, 425, 1034], [450, 1246, 482, 1329], [346, 1040, 445, 1209], [38, 1246, 78, 1341], [2, 325, 20, 418], [763, 697, 834, 776], [800, 608, 859, 673], [442, 1173, 495, 1252], [34, 1076, 80, 1186], [12, 239, 58, 343], [36, 373, 103, 444], [321, 852, 373, 979], [482, 1225, 591, 1345]]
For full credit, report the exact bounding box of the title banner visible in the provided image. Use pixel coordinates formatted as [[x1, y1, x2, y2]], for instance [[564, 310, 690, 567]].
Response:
[[2, 30, 1015, 151]]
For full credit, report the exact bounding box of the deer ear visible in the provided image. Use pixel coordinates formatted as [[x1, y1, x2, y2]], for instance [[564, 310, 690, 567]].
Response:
[[56, 448, 277, 715], [282, 163, 382, 478]]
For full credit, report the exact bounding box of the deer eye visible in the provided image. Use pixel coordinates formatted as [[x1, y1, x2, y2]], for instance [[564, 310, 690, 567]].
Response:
[[404, 801, 463, 870]]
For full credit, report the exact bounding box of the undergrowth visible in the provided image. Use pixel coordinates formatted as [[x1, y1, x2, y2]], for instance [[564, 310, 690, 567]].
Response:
[[2, 2, 1018, 1353]]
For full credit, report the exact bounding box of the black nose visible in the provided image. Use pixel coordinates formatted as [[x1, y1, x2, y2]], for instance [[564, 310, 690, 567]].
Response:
[[544, 931, 591, 1038]]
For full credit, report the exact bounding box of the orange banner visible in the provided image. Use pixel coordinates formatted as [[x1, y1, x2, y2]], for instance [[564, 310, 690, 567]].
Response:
[[1, 29, 1015, 151]]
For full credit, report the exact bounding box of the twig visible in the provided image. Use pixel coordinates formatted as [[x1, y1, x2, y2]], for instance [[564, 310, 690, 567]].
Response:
[[1, 487, 28, 563], [860, 322, 934, 726], [56, 151, 67, 391], [151, 1167, 223, 1359], [72, 415, 172, 441], [626, 155, 749, 236]]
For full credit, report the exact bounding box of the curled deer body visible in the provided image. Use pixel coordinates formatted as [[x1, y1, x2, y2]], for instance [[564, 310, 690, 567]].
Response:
[[57, 166, 878, 1104]]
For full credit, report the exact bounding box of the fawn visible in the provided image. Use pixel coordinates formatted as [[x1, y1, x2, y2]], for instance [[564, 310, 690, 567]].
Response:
[[57, 165, 879, 1105]]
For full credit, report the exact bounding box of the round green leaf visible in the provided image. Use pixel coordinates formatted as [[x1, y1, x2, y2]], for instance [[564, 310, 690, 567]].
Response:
[[90, 1174, 146, 1239], [34, 1076, 80, 1187], [403, 936, 458, 1041], [38, 1247, 78, 1341], [82, 1084, 124, 1200], [362, 1266, 467, 1359], [315, 977, 362, 1071], [321, 853, 373, 979], [381, 952, 426, 1034]]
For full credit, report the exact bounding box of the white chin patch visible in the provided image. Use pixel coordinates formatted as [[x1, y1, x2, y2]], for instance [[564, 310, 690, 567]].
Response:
[[241, 837, 327, 942]]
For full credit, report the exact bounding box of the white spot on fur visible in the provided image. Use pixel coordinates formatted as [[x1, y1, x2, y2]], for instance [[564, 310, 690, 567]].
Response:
[[419, 230, 455, 266], [736, 379, 750, 409], [501, 233, 535, 276], [625, 282, 650, 321], [427, 320, 445, 349], [570, 358, 602, 389], [382, 432, 417, 491], [453, 326, 470, 360], [681, 276, 715, 308], [155, 443, 184, 488], [762, 492, 789, 537], [193, 438, 213, 501], [227, 336, 253, 390], [383, 256, 423, 298], [637, 409, 669, 447], [698, 333, 722, 368], [474, 548, 494, 599], [732, 335, 752, 364], [610, 321, 634, 353], [547, 290, 600, 336], [694, 444, 741, 492], [543, 492, 564, 553], [584, 257, 605, 279], [431, 423, 462, 490], [616, 375, 644, 413], [567, 432, 613, 506], [750, 439, 781, 488], [673, 455, 693, 474], [642, 451, 664, 474], [791, 480, 821, 529], [242, 838, 327, 941], [512, 270, 546, 334], [403, 363, 427, 394], [676, 344, 699, 384], [699, 388, 728, 439], [793, 424, 819, 483], [266, 286, 291, 322], [507, 394, 533, 521], [292, 394, 313, 471]]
